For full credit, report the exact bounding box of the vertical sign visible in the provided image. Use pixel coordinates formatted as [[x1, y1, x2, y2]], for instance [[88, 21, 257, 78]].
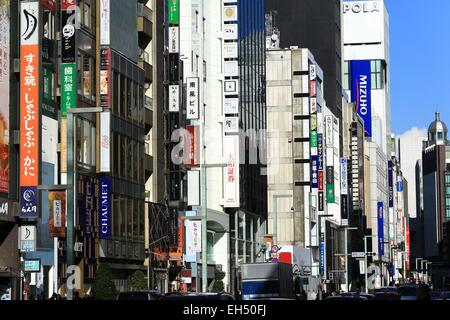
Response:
[[0, 1, 9, 194], [168, 27, 179, 53], [326, 166, 335, 204], [325, 116, 333, 147], [61, 64, 76, 117], [186, 125, 200, 167], [99, 176, 111, 239], [168, 0, 179, 25], [406, 223, 410, 270], [100, 0, 110, 46], [377, 201, 384, 256], [61, 6, 76, 64], [388, 160, 394, 208], [100, 111, 111, 172], [224, 135, 240, 208], [311, 156, 318, 189], [341, 158, 348, 225], [350, 60, 372, 137], [20, 225, 36, 252], [100, 48, 111, 108], [186, 77, 199, 119], [48, 191, 66, 238], [185, 220, 202, 261], [169, 85, 180, 112], [20, 1, 39, 218]]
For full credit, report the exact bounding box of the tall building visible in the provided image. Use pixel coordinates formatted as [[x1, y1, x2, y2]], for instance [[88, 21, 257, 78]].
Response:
[[266, 47, 343, 290], [421, 112, 450, 272], [265, 0, 343, 121]]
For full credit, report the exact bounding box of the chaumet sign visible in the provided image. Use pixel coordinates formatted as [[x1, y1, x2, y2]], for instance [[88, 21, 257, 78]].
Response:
[[343, 1, 381, 14]]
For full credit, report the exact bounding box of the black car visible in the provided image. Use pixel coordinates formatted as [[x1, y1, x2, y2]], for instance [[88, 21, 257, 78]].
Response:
[[397, 285, 418, 300], [116, 290, 162, 300], [161, 292, 235, 301]]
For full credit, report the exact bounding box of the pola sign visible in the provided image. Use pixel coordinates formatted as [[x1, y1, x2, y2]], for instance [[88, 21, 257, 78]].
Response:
[[343, 1, 381, 14]]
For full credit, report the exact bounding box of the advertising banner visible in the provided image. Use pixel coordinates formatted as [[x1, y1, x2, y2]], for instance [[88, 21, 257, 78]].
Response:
[[100, 48, 111, 108], [61, 63, 76, 117], [0, 1, 9, 194], [388, 160, 394, 208], [186, 125, 200, 167], [340, 157, 348, 195], [311, 156, 318, 189], [350, 60, 372, 137], [48, 191, 66, 238], [99, 176, 111, 239], [20, 2, 39, 218], [186, 77, 199, 119], [19, 225, 36, 253], [326, 166, 335, 203], [185, 220, 202, 260], [100, 111, 111, 172], [310, 81, 317, 97], [168, 0, 179, 25], [224, 135, 240, 208], [100, 0, 110, 45], [378, 201, 384, 256], [61, 7, 76, 64]]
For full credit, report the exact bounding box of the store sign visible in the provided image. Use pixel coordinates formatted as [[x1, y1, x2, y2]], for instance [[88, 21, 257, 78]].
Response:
[[100, 48, 111, 108], [224, 80, 239, 95], [343, 1, 381, 14], [61, 9, 76, 63], [318, 192, 324, 211], [186, 220, 202, 259], [224, 117, 239, 133], [310, 97, 317, 114], [223, 24, 238, 40], [378, 201, 384, 256], [186, 77, 199, 119], [318, 134, 324, 170], [48, 191, 66, 238], [388, 161, 394, 208], [310, 131, 318, 148], [20, 1, 39, 218], [169, 27, 179, 53], [341, 195, 349, 226], [224, 135, 240, 208], [61, 63, 76, 117], [224, 43, 238, 59], [0, 2, 9, 195], [223, 5, 238, 22], [310, 64, 317, 80], [318, 171, 324, 192], [224, 61, 239, 77], [341, 158, 348, 195], [224, 98, 239, 114], [310, 114, 317, 131], [169, 85, 180, 112], [350, 60, 372, 137], [24, 259, 41, 273], [186, 125, 200, 167], [100, 0, 110, 45], [99, 176, 111, 239], [311, 156, 318, 189], [20, 225, 36, 252], [310, 81, 317, 97], [325, 116, 333, 147], [168, 0, 180, 25], [326, 166, 335, 204], [100, 111, 111, 172]]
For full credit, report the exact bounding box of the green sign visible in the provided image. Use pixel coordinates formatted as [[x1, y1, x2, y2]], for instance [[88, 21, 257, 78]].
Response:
[[61, 63, 77, 117], [311, 131, 318, 148], [168, 0, 179, 24], [326, 184, 335, 203], [311, 114, 317, 131]]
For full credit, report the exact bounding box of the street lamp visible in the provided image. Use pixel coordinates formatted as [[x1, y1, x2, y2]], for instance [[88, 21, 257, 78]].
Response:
[[340, 226, 357, 292], [364, 235, 376, 294]]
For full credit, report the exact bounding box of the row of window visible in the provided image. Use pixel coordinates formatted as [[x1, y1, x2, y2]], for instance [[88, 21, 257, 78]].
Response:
[[343, 60, 387, 91], [111, 196, 145, 241], [112, 71, 145, 125], [445, 172, 450, 220], [112, 133, 145, 184]]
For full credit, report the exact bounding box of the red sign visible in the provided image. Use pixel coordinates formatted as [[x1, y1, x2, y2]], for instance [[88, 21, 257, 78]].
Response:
[[61, 0, 76, 10], [40, 0, 57, 11], [186, 126, 199, 167], [406, 223, 410, 270], [169, 215, 184, 261], [310, 80, 317, 97], [318, 171, 324, 192]]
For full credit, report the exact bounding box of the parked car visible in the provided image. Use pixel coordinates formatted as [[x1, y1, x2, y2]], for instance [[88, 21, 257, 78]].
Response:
[[397, 285, 418, 300], [116, 290, 162, 301], [161, 292, 235, 301], [374, 287, 398, 294], [324, 295, 368, 301]]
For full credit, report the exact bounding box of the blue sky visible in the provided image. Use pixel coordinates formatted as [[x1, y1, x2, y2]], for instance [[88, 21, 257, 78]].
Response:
[[387, 0, 450, 134]]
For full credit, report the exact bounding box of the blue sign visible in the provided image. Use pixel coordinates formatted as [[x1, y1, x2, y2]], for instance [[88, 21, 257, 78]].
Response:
[[377, 201, 384, 256], [20, 186, 38, 218], [311, 156, 319, 189], [388, 161, 394, 208], [320, 241, 325, 273], [397, 178, 403, 193], [350, 60, 372, 137], [317, 134, 324, 170], [24, 259, 41, 272], [99, 176, 111, 239]]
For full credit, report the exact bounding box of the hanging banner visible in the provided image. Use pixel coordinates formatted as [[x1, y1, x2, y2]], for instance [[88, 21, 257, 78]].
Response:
[[100, 0, 110, 46], [48, 191, 66, 238], [311, 156, 318, 189], [61, 63, 76, 117], [100, 111, 111, 172], [350, 60, 372, 137], [61, 5, 76, 64], [185, 220, 202, 259], [168, 0, 180, 25], [224, 135, 240, 208], [378, 201, 384, 256], [0, 1, 10, 194], [20, 1, 39, 218], [99, 176, 111, 239], [100, 48, 111, 108], [186, 125, 200, 167]]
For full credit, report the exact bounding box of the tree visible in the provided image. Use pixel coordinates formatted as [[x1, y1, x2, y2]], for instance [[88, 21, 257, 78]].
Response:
[[212, 271, 226, 293], [93, 264, 117, 300], [129, 271, 147, 291]]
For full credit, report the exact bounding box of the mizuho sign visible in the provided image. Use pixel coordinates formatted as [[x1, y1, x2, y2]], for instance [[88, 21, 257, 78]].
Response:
[[343, 1, 381, 14]]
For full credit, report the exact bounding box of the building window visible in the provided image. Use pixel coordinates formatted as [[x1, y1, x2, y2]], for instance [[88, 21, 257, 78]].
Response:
[[445, 172, 450, 220], [371, 60, 385, 90], [343, 61, 350, 91]]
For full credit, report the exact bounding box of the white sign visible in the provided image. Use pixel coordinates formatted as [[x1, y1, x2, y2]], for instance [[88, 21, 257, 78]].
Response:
[[224, 61, 239, 77], [100, 111, 111, 172], [224, 135, 240, 208], [224, 98, 239, 114], [186, 77, 199, 119], [224, 117, 239, 133], [20, 2, 39, 45], [310, 98, 317, 114], [53, 200, 62, 228], [223, 5, 238, 22], [343, 1, 381, 14], [169, 27, 179, 53], [325, 115, 334, 147], [100, 0, 110, 45], [310, 64, 317, 80], [169, 85, 180, 112], [186, 220, 202, 254], [224, 80, 239, 95], [352, 252, 365, 259], [19, 226, 36, 252], [187, 170, 200, 206], [74, 242, 84, 252], [0, 202, 8, 216], [224, 43, 238, 59], [341, 158, 348, 195], [223, 24, 238, 40]]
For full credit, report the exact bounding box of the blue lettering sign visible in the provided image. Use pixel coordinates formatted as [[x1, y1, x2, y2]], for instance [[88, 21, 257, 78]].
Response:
[[350, 60, 372, 137], [99, 176, 111, 239]]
